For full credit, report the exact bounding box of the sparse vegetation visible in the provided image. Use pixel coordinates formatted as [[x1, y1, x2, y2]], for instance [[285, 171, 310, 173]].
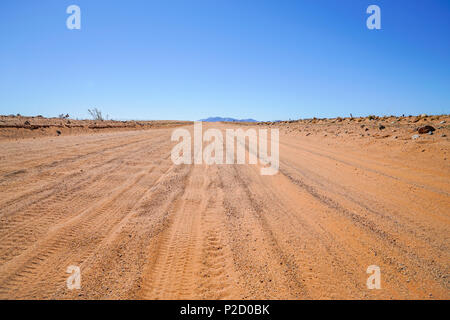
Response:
[[88, 108, 104, 121]]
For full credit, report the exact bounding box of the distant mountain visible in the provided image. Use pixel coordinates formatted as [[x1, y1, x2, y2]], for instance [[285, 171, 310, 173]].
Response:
[[199, 117, 258, 122]]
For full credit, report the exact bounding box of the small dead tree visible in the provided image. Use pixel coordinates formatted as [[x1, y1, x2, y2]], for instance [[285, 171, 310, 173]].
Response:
[[88, 108, 104, 121]]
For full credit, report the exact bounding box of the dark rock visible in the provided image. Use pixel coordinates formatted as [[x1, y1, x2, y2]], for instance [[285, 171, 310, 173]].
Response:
[[379, 125, 386, 130], [418, 125, 435, 134]]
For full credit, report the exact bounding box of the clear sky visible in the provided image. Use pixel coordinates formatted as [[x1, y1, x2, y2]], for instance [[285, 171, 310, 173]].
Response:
[[0, 0, 449, 121]]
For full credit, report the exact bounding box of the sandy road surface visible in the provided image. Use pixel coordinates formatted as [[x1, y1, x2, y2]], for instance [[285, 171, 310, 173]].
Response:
[[0, 123, 448, 299]]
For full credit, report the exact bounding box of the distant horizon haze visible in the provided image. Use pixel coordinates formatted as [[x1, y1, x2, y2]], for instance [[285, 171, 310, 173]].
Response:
[[1, 0, 449, 121]]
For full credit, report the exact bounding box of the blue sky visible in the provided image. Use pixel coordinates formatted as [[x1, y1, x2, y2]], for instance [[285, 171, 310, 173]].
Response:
[[0, 0, 449, 121]]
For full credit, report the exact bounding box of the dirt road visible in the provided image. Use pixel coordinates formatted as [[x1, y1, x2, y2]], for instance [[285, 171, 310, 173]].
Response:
[[0, 123, 448, 299]]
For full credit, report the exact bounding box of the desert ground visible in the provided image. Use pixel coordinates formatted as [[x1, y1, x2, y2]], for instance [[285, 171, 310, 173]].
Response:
[[0, 115, 449, 299]]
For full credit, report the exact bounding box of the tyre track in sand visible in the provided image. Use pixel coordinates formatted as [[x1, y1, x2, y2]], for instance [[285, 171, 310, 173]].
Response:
[[140, 163, 209, 299], [0, 133, 170, 267], [0, 129, 179, 298]]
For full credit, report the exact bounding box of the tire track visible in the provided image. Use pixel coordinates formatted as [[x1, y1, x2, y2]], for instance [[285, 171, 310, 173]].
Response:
[[140, 164, 210, 299], [0, 130, 178, 298], [0, 137, 170, 266], [194, 166, 238, 299]]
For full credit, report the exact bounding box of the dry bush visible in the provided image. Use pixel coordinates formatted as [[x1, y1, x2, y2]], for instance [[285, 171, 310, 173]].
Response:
[[88, 108, 104, 121]]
